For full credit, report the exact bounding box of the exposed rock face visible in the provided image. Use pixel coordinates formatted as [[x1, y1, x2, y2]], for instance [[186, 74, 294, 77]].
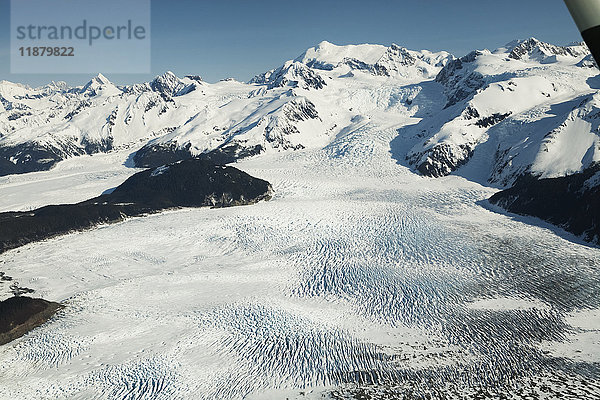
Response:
[[0, 296, 63, 345], [507, 38, 588, 62], [133, 96, 321, 169], [371, 44, 449, 78], [577, 54, 598, 69], [435, 51, 487, 109], [250, 61, 327, 90], [0, 159, 272, 254], [412, 143, 474, 178], [489, 164, 600, 245]]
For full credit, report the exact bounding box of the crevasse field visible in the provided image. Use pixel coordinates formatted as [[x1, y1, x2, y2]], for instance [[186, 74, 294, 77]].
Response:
[[1, 42, 600, 399], [1, 123, 599, 399]]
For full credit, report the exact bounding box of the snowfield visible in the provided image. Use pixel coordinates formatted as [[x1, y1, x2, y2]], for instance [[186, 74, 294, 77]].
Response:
[[1, 121, 599, 399], [0, 39, 599, 399]]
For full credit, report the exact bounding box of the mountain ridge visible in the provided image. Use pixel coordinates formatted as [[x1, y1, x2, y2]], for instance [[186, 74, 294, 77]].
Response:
[[0, 38, 597, 191]]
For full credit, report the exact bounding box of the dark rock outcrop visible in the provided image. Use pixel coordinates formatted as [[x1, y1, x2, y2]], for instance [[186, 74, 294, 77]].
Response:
[[250, 62, 326, 90], [0, 159, 272, 254], [0, 296, 63, 345], [0, 143, 63, 176], [410, 143, 474, 178], [489, 164, 600, 245], [133, 143, 264, 169], [435, 51, 486, 109], [0, 138, 114, 177]]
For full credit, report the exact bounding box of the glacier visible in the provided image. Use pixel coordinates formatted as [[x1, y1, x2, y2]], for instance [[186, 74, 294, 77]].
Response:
[[0, 39, 599, 399]]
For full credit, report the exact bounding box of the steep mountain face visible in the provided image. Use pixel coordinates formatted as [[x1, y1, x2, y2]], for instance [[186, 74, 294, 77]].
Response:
[[406, 39, 597, 183], [490, 92, 600, 186], [506, 38, 588, 63], [249, 61, 327, 90]]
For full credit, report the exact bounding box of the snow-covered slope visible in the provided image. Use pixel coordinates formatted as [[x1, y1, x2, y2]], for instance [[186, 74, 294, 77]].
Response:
[[1, 91, 599, 400], [0, 72, 208, 175], [0, 41, 454, 175], [406, 38, 598, 185], [135, 41, 453, 168], [295, 40, 451, 79], [1, 38, 599, 190]]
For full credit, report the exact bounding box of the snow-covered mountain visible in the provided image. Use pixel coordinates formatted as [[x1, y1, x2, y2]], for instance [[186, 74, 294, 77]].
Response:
[[295, 40, 451, 79], [406, 38, 598, 184], [0, 72, 206, 175], [2, 39, 600, 400], [0, 41, 454, 175], [1, 38, 598, 190]]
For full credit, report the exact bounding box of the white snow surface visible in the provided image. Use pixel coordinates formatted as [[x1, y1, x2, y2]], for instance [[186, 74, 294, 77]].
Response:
[[1, 114, 599, 399], [0, 39, 599, 399]]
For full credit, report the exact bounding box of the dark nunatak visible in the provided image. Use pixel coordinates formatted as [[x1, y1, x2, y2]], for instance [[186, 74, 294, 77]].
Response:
[[0, 159, 272, 254]]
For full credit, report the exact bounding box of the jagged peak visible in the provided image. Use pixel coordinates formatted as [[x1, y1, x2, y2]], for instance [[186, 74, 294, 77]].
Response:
[[95, 73, 111, 84], [85, 73, 111, 87], [184, 75, 203, 82], [151, 71, 180, 85], [158, 70, 177, 79], [251, 61, 326, 90], [503, 37, 589, 61], [34, 80, 70, 96], [150, 71, 187, 96], [80, 73, 115, 94], [46, 81, 69, 90], [507, 37, 541, 48]]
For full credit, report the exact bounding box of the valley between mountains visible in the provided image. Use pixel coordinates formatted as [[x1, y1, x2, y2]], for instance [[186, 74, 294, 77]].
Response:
[[0, 39, 599, 399]]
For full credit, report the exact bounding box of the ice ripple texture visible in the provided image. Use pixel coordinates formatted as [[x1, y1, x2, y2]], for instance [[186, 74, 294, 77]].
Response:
[[0, 122, 599, 399]]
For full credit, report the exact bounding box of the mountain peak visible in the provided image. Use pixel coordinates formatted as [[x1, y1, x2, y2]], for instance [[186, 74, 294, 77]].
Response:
[[151, 71, 181, 89], [316, 40, 335, 50], [150, 71, 194, 97], [504, 38, 589, 62], [85, 73, 112, 87], [160, 71, 177, 79], [95, 73, 111, 84], [250, 61, 326, 90], [80, 73, 115, 94]]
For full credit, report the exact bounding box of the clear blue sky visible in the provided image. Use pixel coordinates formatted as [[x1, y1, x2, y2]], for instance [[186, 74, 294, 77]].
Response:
[[0, 0, 583, 87]]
